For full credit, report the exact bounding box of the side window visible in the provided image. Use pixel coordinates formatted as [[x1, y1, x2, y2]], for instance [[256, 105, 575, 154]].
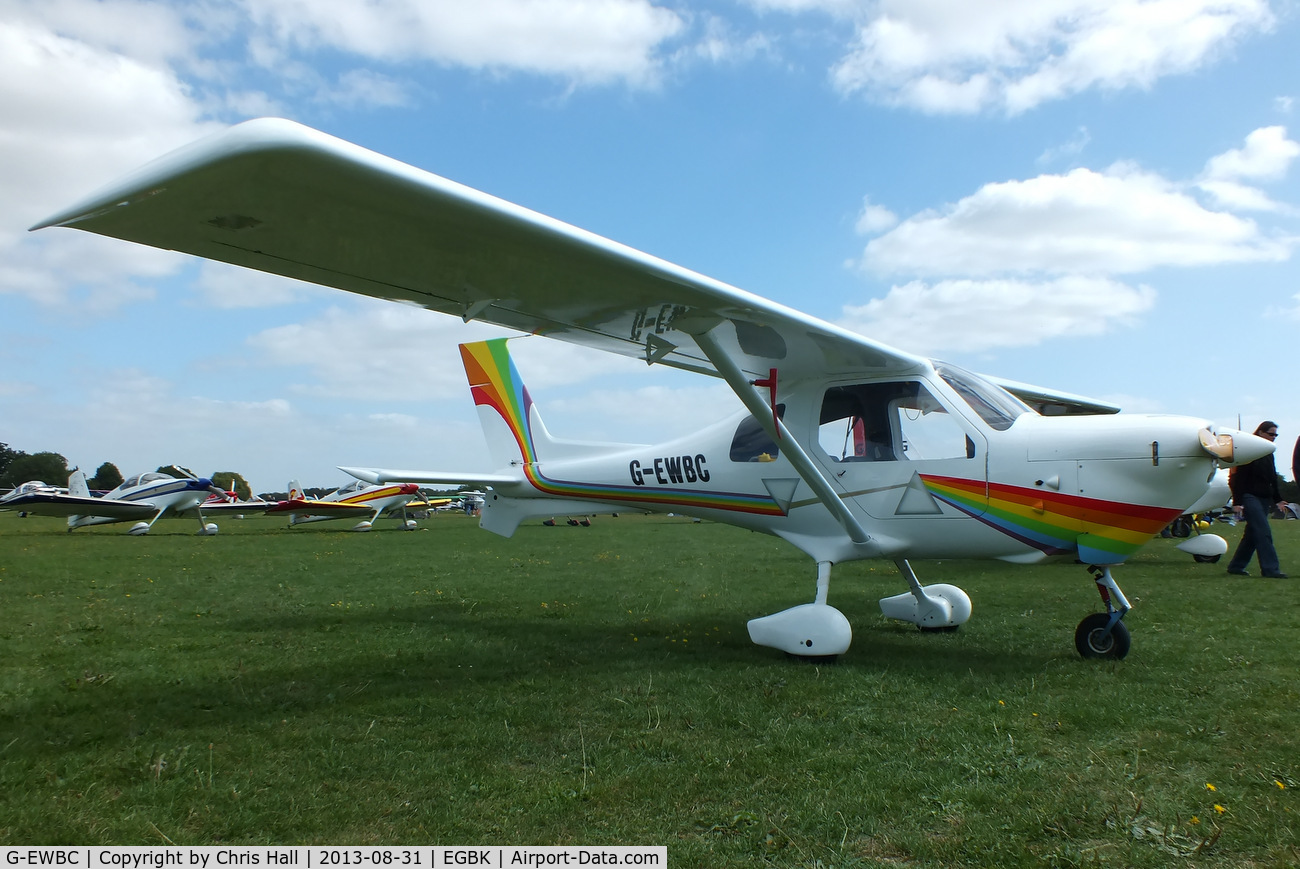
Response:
[[895, 388, 972, 460], [819, 384, 896, 461], [730, 404, 785, 462], [819, 382, 973, 462]]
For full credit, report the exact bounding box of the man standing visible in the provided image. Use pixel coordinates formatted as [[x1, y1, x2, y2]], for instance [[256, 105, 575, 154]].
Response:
[[1227, 421, 1287, 578]]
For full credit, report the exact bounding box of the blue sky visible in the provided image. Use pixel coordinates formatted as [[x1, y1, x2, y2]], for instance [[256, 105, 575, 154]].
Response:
[[2, 0, 1298, 494]]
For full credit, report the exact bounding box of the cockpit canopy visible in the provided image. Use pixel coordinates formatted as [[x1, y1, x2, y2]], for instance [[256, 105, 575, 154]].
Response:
[[116, 472, 175, 491]]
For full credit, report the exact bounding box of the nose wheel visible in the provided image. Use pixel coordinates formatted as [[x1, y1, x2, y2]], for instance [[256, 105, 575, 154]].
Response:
[[1075, 612, 1131, 658], [1075, 566, 1132, 660]]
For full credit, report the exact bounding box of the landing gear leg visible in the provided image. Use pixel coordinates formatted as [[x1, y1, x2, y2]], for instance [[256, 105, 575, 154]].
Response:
[[1075, 566, 1131, 659], [878, 559, 972, 631], [747, 561, 852, 658]]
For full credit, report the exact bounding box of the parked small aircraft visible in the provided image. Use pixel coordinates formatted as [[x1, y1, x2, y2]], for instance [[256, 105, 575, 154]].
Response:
[[35, 118, 1275, 659], [0, 469, 226, 534], [1166, 468, 1232, 562], [267, 479, 421, 531], [0, 480, 65, 509]]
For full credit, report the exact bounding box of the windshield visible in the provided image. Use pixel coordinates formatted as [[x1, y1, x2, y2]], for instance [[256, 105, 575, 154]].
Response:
[[936, 363, 1031, 431]]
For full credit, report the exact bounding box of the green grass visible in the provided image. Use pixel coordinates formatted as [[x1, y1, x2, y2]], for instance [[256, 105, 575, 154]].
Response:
[[1, 510, 1297, 866]]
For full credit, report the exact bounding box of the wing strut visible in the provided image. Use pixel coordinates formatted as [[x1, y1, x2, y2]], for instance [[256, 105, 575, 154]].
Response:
[[691, 327, 871, 545]]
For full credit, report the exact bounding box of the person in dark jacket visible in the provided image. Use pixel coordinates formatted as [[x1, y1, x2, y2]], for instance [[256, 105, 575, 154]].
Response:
[[1226, 421, 1287, 578]]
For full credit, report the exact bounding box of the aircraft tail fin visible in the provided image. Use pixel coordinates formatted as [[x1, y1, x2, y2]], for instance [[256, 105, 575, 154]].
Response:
[[460, 339, 547, 470], [288, 480, 304, 501], [68, 469, 90, 498], [460, 338, 647, 471], [461, 338, 628, 471]]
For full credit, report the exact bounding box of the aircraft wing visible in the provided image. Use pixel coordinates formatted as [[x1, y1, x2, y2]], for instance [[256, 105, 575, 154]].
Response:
[[0, 493, 156, 520], [987, 376, 1121, 416], [34, 118, 927, 383], [264, 499, 374, 518], [338, 466, 518, 487], [198, 500, 278, 515]]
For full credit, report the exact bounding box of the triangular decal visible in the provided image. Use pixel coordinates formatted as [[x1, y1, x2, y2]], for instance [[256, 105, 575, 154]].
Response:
[[896, 472, 943, 515], [762, 478, 801, 514], [645, 333, 676, 365]]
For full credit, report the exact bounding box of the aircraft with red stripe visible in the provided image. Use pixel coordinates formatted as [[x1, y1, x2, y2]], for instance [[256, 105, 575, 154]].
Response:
[[35, 119, 1275, 660], [266, 479, 422, 532]]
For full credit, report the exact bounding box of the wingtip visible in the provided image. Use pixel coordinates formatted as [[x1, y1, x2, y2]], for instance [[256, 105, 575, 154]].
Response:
[[338, 466, 383, 484], [28, 117, 328, 233]]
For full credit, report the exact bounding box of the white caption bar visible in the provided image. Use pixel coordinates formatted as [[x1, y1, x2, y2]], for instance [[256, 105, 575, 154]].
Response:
[[2, 848, 666, 869]]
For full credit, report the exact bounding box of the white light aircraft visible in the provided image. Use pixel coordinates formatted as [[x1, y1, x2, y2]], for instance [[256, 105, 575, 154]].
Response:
[[269, 479, 422, 531], [1, 469, 228, 535], [0, 480, 66, 508], [34, 119, 1275, 659]]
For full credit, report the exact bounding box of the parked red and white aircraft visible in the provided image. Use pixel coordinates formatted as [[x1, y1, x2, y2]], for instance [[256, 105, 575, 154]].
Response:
[[266, 479, 421, 532], [0, 469, 227, 535], [35, 119, 1274, 659]]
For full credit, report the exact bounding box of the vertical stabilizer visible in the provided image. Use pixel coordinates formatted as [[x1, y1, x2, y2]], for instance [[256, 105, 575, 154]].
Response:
[[460, 339, 554, 471], [288, 480, 304, 501], [68, 469, 90, 498], [66, 469, 91, 529]]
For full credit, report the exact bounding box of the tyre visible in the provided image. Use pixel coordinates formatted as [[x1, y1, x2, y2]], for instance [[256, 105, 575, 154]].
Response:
[[1074, 613, 1131, 659]]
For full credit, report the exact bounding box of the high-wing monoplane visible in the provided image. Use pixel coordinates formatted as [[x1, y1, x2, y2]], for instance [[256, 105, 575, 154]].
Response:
[[1, 469, 227, 535], [35, 119, 1275, 659]]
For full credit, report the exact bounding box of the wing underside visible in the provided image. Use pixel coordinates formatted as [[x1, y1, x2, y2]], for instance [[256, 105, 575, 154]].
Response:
[[35, 118, 925, 383]]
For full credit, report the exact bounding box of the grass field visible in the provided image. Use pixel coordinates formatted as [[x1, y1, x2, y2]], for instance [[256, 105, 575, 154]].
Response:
[[1, 510, 1297, 866]]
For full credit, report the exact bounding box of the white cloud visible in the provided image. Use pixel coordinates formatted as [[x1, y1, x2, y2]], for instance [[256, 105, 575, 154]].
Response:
[[854, 196, 898, 235], [837, 277, 1157, 355], [1202, 125, 1299, 182], [547, 381, 738, 444], [195, 262, 337, 309], [240, 0, 685, 88], [830, 0, 1274, 115], [1037, 126, 1091, 167], [245, 302, 503, 402], [1, 0, 208, 68], [859, 164, 1292, 277], [1196, 179, 1294, 214], [1196, 127, 1299, 213], [241, 299, 649, 403], [671, 15, 774, 67], [0, 16, 223, 311]]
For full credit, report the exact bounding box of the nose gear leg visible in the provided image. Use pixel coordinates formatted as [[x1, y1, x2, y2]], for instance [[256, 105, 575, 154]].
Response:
[[1075, 565, 1132, 659]]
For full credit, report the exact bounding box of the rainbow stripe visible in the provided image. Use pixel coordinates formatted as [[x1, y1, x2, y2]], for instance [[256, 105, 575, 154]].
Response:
[[461, 340, 785, 515], [923, 474, 1181, 562]]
